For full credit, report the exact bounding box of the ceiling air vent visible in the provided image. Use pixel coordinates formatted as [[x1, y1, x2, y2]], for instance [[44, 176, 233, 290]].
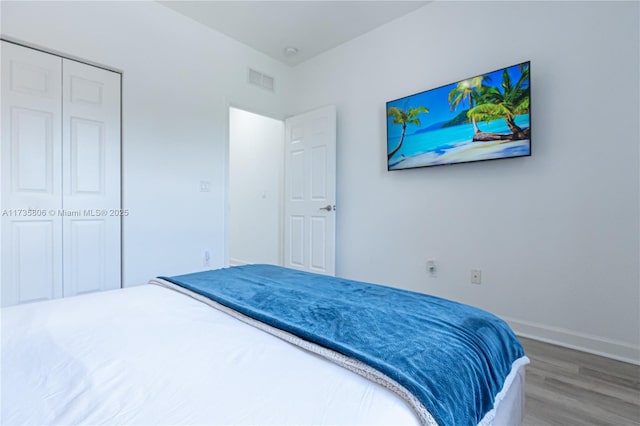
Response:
[[247, 67, 275, 92]]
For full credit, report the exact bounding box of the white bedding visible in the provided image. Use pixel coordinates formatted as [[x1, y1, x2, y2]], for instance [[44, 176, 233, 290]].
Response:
[[1, 284, 525, 425]]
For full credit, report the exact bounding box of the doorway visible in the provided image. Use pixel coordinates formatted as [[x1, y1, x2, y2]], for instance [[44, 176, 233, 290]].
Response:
[[228, 107, 284, 266]]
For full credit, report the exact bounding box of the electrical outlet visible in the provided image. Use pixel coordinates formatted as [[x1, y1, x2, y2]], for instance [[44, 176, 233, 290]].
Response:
[[203, 250, 211, 267], [471, 269, 482, 285]]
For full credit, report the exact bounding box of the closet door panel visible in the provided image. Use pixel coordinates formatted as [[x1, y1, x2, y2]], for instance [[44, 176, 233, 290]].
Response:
[[66, 219, 106, 295], [10, 221, 58, 303], [62, 59, 121, 296], [1, 41, 63, 307]]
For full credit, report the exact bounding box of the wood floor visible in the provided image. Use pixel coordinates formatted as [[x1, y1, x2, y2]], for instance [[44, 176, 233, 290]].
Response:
[[520, 337, 640, 426]]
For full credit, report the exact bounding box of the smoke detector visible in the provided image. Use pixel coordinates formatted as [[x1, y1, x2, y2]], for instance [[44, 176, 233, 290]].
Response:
[[283, 46, 299, 57]]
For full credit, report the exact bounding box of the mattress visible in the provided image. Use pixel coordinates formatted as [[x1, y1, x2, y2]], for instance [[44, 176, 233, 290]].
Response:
[[1, 283, 526, 425]]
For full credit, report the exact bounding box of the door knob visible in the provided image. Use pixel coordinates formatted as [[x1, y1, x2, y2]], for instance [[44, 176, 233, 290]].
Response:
[[319, 204, 335, 212]]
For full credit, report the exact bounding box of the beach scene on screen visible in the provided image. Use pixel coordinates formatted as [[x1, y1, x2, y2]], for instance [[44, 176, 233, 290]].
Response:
[[387, 62, 531, 170]]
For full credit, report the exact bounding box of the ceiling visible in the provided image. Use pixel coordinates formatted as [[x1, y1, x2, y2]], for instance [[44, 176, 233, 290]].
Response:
[[159, 1, 430, 66]]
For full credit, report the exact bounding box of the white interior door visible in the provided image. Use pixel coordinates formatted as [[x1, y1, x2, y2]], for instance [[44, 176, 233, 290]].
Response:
[[284, 105, 336, 275], [1, 41, 63, 307], [62, 59, 121, 297]]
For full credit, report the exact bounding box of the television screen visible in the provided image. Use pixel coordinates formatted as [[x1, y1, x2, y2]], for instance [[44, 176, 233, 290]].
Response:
[[386, 61, 531, 170]]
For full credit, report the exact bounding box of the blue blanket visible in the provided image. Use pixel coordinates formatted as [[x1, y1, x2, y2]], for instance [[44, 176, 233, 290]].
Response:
[[160, 265, 525, 426]]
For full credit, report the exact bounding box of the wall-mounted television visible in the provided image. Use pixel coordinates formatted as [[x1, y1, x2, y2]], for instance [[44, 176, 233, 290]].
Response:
[[386, 61, 531, 170]]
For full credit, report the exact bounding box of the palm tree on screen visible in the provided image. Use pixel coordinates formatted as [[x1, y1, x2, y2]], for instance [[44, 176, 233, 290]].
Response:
[[467, 63, 530, 139], [448, 75, 489, 134], [387, 106, 429, 160]]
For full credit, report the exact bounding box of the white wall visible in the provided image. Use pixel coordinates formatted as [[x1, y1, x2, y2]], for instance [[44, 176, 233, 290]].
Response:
[[229, 107, 283, 266], [1, 1, 291, 286], [288, 1, 640, 363]]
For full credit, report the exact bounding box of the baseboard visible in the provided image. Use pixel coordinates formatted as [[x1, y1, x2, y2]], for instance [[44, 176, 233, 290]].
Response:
[[229, 258, 249, 267], [503, 316, 640, 365]]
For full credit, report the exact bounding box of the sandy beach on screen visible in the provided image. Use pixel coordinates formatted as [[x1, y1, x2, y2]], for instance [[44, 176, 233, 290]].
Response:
[[390, 139, 530, 169]]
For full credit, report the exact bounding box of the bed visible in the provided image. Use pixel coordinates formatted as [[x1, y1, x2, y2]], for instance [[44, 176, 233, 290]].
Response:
[[1, 264, 528, 426]]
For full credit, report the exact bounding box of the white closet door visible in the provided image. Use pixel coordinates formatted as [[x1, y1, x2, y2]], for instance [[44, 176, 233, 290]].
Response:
[[62, 59, 121, 297], [1, 41, 63, 307]]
